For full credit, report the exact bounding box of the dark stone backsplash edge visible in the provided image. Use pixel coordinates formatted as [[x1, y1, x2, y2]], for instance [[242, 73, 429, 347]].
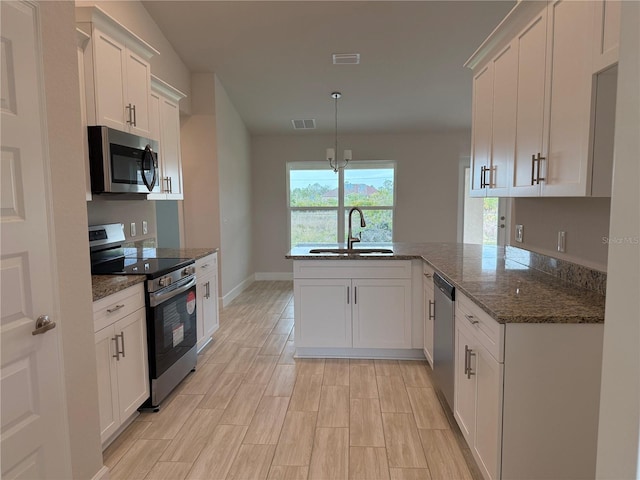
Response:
[[506, 245, 607, 295]]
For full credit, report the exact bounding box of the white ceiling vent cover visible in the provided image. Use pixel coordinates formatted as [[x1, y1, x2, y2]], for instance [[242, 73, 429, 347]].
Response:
[[292, 119, 316, 130], [333, 53, 360, 65]]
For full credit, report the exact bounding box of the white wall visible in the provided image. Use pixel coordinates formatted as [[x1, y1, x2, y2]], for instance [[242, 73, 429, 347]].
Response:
[[511, 197, 611, 271], [40, 2, 104, 478], [76, 0, 192, 114], [596, 2, 640, 477], [215, 76, 254, 300], [251, 131, 470, 274]]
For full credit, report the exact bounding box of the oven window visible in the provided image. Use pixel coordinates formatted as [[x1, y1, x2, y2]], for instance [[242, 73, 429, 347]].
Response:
[[149, 285, 197, 377]]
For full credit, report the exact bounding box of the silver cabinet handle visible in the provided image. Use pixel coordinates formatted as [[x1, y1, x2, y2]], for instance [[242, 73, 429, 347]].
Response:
[[428, 300, 435, 320], [119, 331, 125, 358], [467, 349, 476, 379], [201, 264, 210, 270], [464, 345, 476, 379], [132, 104, 137, 127], [205, 281, 210, 299], [423, 272, 432, 278], [112, 336, 120, 360], [32, 315, 56, 335], [125, 103, 133, 125], [168, 177, 173, 193], [107, 304, 125, 314], [347, 286, 350, 305], [465, 314, 479, 325], [354, 286, 357, 305]]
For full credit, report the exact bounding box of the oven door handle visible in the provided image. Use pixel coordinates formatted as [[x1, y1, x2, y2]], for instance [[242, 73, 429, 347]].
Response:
[[149, 276, 196, 307]]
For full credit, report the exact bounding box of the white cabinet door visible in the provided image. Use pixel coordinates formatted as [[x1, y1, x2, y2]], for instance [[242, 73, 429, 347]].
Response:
[[470, 64, 493, 196], [352, 279, 412, 349], [592, 0, 621, 73], [196, 278, 206, 350], [92, 27, 127, 131], [423, 275, 434, 366], [201, 273, 219, 342], [510, 10, 548, 196], [160, 97, 183, 199], [94, 325, 119, 443], [196, 254, 219, 351], [114, 308, 149, 421], [295, 279, 351, 348], [542, 0, 596, 196], [454, 323, 476, 445], [487, 43, 517, 197], [473, 342, 503, 480], [125, 50, 151, 136]]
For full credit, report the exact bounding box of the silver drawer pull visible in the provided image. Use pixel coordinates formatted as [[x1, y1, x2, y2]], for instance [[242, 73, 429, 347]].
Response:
[[423, 273, 432, 278], [107, 304, 125, 314], [201, 264, 210, 269], [465, 314, 479, 325]]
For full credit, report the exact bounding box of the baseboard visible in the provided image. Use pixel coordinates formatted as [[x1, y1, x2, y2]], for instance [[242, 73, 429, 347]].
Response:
[[254, 272, 294, 281], [295, 347, 426, 360], [222, 274, 255, 307], [91, 465, 110, 480]]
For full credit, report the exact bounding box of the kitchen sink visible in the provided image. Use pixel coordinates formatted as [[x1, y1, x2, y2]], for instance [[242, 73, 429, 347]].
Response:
[[308, 248, 394, 255]]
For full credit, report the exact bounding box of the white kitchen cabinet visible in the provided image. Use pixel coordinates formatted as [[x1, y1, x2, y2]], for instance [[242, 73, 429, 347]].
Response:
[[93, 284, 149, 447], [76, 27, 92, 201], [454, 290, 603, 480], [422, 263, 435, 366], [77, 6, 158, 137], [293, 260, 414, 354], [467, 0, 619, 198], [147, 76, 187, 200], [195, 253, 220, 352]]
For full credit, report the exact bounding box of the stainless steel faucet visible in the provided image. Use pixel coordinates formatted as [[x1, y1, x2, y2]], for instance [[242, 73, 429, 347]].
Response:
[[347, 207, 366, 249]]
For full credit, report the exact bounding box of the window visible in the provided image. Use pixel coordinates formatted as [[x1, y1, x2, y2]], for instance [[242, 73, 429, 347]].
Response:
[[288, 161, 396, 248]]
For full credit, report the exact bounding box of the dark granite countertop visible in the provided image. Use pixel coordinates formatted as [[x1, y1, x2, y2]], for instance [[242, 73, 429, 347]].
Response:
[[287, 243, 606, 324], [92, 275, 146, 302]]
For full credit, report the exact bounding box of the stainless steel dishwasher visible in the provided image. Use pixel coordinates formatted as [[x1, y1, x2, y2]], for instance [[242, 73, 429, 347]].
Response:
[[433, 272, 455, 410]]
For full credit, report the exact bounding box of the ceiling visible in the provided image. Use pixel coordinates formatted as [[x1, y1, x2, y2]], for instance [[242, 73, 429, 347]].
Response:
[[142, 1, 515, 135]]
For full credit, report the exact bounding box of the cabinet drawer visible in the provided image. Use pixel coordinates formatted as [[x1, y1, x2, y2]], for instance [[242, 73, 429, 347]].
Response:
[[422, 262, 435, 289], [456, 291, 504, 362], [93, 283, 145, 333], [196, 253, 217, 274], [294, 260, 411, 279]]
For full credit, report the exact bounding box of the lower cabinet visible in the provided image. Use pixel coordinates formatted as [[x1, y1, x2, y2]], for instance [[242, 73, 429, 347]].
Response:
[[196, 252, 219, 351], [294, 260, 412, 351], [422, 262, 435, 366], [454, 291, 603, 480], [93, 284, 149, 446]]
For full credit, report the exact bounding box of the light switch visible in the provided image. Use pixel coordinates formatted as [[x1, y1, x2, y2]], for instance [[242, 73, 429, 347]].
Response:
[[142, 221, 148, 235], [130, 222, 136, 237], [558, 231, 566, 252]]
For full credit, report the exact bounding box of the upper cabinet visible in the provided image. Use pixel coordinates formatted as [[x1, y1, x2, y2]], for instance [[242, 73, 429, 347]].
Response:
[[466, 0, 620, 198], [77, 6, 159, 137], [147, 76, 186, 200]]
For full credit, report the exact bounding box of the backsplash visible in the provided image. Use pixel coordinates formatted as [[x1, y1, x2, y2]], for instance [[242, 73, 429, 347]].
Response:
[[87, 197, 157, 244], [506, 245, 607, 295]]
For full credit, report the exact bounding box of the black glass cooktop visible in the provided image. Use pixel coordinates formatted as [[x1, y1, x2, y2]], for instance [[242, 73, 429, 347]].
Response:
[[91, 249, 194, 279]]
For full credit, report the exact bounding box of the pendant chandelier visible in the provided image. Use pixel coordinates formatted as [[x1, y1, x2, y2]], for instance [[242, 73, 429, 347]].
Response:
[[326, 92, 352, 172]]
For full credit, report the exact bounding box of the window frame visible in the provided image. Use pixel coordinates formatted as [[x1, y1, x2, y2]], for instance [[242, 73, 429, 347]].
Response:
[[287, 160, 397, 248]]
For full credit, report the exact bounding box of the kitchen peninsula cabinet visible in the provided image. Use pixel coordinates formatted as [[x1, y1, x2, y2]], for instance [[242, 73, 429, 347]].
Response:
[[93, 283, 149, 447], [293, 260, 416, 355], [148, 76, 187, 200], [77, 6, 158, 137], [466, 0, 619, 198], [195, 252, 219, 351], [422, 262, 435, 366]]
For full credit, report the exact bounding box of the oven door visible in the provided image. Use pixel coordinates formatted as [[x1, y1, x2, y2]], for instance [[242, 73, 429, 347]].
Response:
[[147, 276, 197, 379]]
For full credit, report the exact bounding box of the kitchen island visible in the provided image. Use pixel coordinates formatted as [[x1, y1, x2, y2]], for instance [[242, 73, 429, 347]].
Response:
[[287, 242, 605, 480]]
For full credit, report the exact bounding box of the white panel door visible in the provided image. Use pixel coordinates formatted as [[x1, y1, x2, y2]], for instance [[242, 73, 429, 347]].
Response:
[[542, 0, 595, 196], [470, 64, 493, 196], [352, 279, 411, 349], [160, 97, 183, 199], [510, 10, 548, 196], [92, 26, 127, 131], [294, 279, 351, 348], [125, 50, 151, 136], [0, 2, 71, 477]]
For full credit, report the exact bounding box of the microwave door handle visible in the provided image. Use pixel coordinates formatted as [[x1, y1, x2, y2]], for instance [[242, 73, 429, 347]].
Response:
[[141, 145, 157, 192]]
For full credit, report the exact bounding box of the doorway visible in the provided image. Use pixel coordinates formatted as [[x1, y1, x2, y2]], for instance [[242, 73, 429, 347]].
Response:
[[463, 168, 509, 245]]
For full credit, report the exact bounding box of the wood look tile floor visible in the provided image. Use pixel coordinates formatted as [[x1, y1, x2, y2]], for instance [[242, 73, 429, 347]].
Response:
[[104, 281, 482, 480]]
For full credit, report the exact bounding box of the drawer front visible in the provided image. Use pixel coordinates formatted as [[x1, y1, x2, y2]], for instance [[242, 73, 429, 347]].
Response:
[[422, 262, 435, 291], [196, 252, 217, 274], [93, 283, 145, 332], [294, 260, 411, 279], [456, 291, 504, 362]]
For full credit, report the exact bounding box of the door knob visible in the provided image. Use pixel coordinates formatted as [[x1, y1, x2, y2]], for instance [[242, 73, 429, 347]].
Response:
[[32, 315, 56, 336]]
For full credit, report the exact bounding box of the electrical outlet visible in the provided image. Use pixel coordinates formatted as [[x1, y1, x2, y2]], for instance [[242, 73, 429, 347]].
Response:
[[130, 222, 136, 237], [515, 224, 524, 243], [558, 231, 566, 252], [142, 221, 148, 235]]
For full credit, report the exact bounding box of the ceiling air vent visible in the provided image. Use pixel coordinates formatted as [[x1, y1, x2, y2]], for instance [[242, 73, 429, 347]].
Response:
[[292, 119, 316, 130], [332, 53, 360, 65]]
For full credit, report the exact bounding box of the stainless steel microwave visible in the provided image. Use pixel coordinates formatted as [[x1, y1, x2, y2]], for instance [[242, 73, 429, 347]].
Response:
[[87, 126, 160, 194]]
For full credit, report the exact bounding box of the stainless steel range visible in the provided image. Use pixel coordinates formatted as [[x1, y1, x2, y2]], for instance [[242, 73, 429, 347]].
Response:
[[90, 223, 197, 410]]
